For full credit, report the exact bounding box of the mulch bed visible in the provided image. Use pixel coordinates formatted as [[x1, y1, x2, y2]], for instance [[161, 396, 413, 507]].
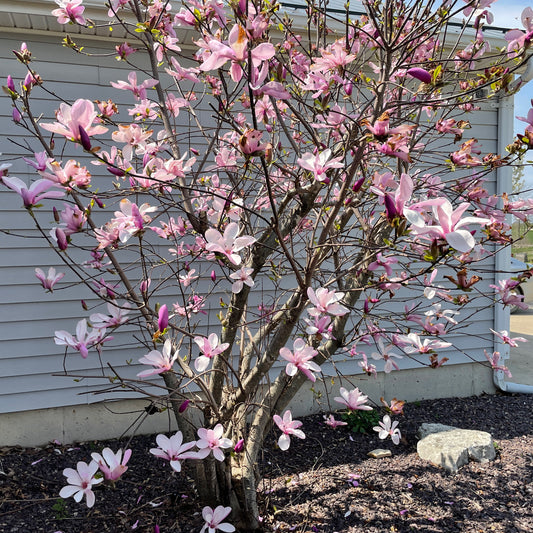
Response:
[[1, 392, 533, 532]]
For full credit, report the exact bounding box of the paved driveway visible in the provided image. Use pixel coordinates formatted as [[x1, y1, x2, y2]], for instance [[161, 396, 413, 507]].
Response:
[[508, 305, 533, 386]]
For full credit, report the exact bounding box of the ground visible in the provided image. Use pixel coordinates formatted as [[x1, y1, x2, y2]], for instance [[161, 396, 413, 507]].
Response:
[[1, 393, 532, 532]]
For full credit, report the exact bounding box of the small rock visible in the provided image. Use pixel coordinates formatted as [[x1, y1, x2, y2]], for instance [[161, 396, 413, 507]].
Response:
[[368, 448, 392, 458]]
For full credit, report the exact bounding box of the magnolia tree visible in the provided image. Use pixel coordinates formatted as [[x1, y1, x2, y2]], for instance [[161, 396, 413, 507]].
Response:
[[3, 0, 533, 530]]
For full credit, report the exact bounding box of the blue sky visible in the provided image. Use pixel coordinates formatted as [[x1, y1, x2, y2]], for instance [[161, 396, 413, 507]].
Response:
[[491, 0, 533, 192]]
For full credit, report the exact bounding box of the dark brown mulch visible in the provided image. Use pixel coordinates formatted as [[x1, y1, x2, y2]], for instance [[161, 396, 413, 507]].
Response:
[[1, 392, 533, 532]]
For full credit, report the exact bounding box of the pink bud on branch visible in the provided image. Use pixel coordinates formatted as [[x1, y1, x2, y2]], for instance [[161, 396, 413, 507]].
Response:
[[406, 67, 432, 84]]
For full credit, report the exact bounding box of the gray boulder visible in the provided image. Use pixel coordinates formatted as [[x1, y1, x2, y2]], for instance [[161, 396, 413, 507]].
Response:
[[417, 424, 495, 474], [417, 423, 457, 440]]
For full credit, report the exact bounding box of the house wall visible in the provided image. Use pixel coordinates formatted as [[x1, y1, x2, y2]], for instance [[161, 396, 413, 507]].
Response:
[[0, 10, 504, 447]]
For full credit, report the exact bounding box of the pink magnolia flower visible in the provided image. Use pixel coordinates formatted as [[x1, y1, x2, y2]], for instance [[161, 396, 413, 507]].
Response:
[[111, 123, 153, 161], [297, 149, 344, 183], [490, 329, 527, 347], [505, 7, 533, 57], [373, 414, 401, 445], [194, 333, 230, 372], [204, 222, 256, 265], [98, 198, 157, 246], [238, 128, 268, 156], [59, 460, 102, 508], [371, 338, 403, 373], [405, 198, 490, 253], [110, 71, 159, 100], [42, 160, 92, 189], [52, 0, 86, 25], [450, 139, 483, 167], [279, 338, 321, 382], [230, 267, 255, 293], [368, 252, 398, 277], [196, 424, 233, 461], [40, 99, 108, 141], [107, 0, 129, 17], [272, 409, 305, 451], [484, 350, 512, 378], [311, 40, 357, 72], [307, 287, 349, 317], [165, 56, 201, 83], [358, 353, 377, 377], [200, 505, 235, 533], [198, 24, 275, 82], [166, 93, 190, 117], [273, 410, 305, 451], [379, 172, 413, 221], [517, 100, 533, 133], [137, 339, 179, 378], [90, 302, 131, 329], [424, 303, 459, 325], [23, 151, 49, 172], [490, 279, 529, 311], [376, 133, 416, 162], [323, 414, 348, 429], [115, 42, 136, 60], [399, 333, 452, 354], [150, 431, 198, 472], [2, 176, 64, 208], [303, 315, 334, 340], [463, 0, 496, 19], [334, 387, 373, 411], [436, 118, 466, 137], [35, 267, 65, 292], [90, 447, 132, 481], [58, 203, 86, 235], [179, 269, 199, 287], [54, 319, 111, 359]]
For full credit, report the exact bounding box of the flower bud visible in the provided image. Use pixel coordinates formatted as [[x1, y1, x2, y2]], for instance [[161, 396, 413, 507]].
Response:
[[384, 194, 398, 222], [344, 81, 353, 96], [157, 304, 168, 332], [23, 72, 34, 91], [107, 166, 125, 177], [210, 270, 216, 282], [78, 125, 92, 151], [92, 195, 105, 208], [178, 399, 190, 413], [12, 108, 21, 123], [140, 278, 151, 294], [7, 75, 15, 92], [55, 227, 68, 251], [406, 67, 432, 84], [352, 176, 365, 193], [234, 439, 245, 453]]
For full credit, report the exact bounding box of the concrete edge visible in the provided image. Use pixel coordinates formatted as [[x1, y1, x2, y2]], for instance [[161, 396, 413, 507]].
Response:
[[0, 363, 496, 447]]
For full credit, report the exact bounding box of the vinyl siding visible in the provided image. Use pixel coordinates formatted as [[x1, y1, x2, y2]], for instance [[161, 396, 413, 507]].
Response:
[[0, 18, 505, 414]]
